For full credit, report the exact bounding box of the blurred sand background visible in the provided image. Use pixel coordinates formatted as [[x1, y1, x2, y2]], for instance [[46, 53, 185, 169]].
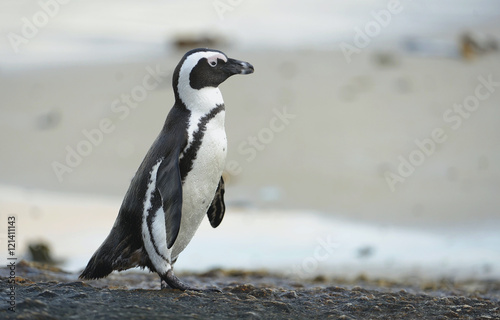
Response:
[[1, 0, 500, 280]]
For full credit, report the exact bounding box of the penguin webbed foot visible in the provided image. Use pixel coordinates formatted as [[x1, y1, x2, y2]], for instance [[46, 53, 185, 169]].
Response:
[[161, 269, 221, 293]]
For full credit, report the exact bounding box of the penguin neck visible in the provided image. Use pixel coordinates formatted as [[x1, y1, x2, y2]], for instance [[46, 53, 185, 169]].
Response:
[[177, 86, 224, 115]]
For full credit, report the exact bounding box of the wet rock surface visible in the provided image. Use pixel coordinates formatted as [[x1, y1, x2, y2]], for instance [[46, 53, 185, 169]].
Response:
[[1, 261, 499, 319]]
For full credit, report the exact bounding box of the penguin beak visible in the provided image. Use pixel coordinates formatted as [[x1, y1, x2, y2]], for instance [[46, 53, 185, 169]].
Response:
[[225, 58, 254, 75]]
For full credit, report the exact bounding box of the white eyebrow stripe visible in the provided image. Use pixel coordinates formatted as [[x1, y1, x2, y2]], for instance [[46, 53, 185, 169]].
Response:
[[207, 53, 227, 64]]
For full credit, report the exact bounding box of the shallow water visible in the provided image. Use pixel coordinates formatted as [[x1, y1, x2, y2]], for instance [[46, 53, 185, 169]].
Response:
[[2, 185, 499, 281]]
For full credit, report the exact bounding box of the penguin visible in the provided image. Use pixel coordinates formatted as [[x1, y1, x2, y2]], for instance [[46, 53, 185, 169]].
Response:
[[79, 48, 254, 291]]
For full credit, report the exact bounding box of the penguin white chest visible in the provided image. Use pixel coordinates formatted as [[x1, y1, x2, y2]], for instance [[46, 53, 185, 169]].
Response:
[[171, 110, 227, 259]]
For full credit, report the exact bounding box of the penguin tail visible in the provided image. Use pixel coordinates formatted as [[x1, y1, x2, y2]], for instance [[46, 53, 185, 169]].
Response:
[[79, 235, 118, 280], [79, 250, 113, 280], [79, 228, 144, 280]]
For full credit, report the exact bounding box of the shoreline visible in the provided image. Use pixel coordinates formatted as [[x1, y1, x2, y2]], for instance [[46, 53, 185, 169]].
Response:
[[2, 183, 500, 283]]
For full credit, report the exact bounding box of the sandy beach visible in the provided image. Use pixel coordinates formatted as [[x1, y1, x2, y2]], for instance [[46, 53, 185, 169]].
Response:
[[2, 48, 500, 223]]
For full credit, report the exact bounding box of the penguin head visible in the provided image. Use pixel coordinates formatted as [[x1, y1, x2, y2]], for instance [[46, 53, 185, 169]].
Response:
[[173, 48, 254, 102]]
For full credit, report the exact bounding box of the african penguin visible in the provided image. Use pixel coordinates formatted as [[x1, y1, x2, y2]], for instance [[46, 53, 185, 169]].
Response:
[[79, 48, 254, 291]]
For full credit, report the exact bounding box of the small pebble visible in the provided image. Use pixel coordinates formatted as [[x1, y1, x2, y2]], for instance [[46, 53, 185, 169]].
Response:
[[70, 292, 88, 299], [38, 290, 58, 298], [280, 291, 298, 299], [230, 284, 256, 293], [250, 288, 275, 298], [18, 298, 48, 309], [327, 286, 346, 292], [244, 311, 261, 319]]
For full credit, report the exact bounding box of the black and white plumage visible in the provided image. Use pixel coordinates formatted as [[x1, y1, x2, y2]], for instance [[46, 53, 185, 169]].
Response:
[[79, 48, 254, 291]]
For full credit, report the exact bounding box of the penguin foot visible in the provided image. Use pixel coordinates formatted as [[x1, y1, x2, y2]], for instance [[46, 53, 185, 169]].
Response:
[[161, 270, 221, 292]]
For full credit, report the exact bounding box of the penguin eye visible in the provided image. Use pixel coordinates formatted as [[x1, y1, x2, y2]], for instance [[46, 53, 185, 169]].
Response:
[[209, 60, 217, 67]]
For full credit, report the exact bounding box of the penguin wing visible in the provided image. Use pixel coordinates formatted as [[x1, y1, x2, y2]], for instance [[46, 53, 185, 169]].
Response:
[[156, 152, 183, 249], [207, 176, 226, 228]]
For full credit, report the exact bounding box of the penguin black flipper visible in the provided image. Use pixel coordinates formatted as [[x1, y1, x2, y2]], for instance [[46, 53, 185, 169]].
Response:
[[207, 176, 225, 228], [156, 152, 183, 249]]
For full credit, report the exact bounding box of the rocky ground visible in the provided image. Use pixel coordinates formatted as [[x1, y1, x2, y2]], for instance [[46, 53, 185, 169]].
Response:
[[1, 261, 499, 319]]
